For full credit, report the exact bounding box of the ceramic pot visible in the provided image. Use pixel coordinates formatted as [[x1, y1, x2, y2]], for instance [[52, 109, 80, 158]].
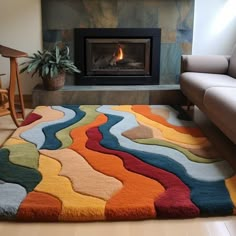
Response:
[[42, 72, 65, 91]]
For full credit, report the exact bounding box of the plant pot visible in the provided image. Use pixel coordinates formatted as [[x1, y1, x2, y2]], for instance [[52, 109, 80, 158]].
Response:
[[42, 73, 65, 91]]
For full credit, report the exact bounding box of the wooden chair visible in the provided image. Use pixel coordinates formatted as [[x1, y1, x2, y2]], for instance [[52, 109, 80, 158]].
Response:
[[0, 45, 28, 127], [0, 73, 8, 115]]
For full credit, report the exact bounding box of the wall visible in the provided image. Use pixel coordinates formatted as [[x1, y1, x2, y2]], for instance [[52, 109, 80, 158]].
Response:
[[1, 1, 236, 94], [0, 0, 42, 94], [41, 0, 195, 85], [193, 0, 236, 55]]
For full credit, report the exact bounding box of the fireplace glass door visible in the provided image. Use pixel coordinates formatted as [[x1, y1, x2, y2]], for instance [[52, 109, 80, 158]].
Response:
[[86, 38, 150, 76], [74, 28, 161, 85]]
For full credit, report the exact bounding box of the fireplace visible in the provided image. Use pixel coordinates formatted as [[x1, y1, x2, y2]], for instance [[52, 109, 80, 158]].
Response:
[[86, 38, 151, 76], [74, 28, 161, 85]]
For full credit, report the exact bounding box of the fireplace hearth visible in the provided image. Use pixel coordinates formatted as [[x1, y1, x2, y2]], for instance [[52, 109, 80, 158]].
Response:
[[74, 28, 161, 85]]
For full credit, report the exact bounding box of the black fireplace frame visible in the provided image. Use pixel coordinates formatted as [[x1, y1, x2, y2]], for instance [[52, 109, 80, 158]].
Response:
[[74, 28, 161, 85]]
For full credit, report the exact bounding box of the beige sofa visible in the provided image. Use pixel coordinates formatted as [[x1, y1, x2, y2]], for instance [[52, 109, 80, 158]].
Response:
[[179, 46, 236, 145]]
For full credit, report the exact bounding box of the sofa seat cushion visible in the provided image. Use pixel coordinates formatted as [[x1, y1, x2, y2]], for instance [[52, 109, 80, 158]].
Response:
[[204, 87, 236, 144], [180, 72, 236, 106]]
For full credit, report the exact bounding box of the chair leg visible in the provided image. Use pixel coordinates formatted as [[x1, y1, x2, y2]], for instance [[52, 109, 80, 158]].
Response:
[[8, 90, 21, 127], [8, 58, 24, 127], [16, 62, 25, 119], [0, 77, 3, 105], [0, 45, 27, 127]]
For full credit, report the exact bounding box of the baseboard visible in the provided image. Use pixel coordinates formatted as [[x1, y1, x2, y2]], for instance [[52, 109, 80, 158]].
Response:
[[15, 94, 32, 109]]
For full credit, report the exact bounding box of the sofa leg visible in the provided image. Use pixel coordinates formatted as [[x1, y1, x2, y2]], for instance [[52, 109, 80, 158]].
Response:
[[187, 100, 193, 111]]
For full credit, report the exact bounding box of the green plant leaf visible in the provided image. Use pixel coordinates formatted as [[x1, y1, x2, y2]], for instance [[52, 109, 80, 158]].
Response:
[[50, 66, 54, 78], [20, 66, 29, 74], [55, 46, 60, 62], [19, 42, 80, 78], [42, 64, 49, 77]]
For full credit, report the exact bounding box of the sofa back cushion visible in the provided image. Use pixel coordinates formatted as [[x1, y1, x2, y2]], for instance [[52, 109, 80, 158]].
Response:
[[228, 45, 236, 78]]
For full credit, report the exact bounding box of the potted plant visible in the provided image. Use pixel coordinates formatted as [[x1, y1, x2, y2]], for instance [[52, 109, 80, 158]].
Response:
[[20, 43, 80, 90]]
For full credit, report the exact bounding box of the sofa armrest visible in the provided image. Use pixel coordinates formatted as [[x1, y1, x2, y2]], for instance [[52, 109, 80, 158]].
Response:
[[181, 55, 229, 74]]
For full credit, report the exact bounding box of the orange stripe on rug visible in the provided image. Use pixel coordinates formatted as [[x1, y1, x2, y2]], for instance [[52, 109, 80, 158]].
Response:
[[112, 105, 207, 145], [150, 123, 212, 149], [36, 154, 106, 221], [16, 191, 62, 221], [151, 107, 169, 120], [122, 122, 217, 159], [225, 175, 236, 209], [132, 105, 203, 137], [40, 148, 123, 201], [86, 126, 200, 219], [70, 114, 165, 220]]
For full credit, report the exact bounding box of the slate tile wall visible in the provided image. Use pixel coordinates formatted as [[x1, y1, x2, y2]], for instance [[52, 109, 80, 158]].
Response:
[[41, 0, 194, 84]]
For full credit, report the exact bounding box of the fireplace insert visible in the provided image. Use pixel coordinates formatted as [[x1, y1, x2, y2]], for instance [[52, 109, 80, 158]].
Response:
[[74, 28, 161, 85]]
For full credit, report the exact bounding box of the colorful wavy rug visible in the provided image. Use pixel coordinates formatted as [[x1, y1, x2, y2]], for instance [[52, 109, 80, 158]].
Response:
[[0, 105, 236, 221]]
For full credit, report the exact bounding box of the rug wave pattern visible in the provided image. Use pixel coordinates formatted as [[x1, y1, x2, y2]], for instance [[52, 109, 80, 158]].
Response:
[[0, 105, 236, 221]]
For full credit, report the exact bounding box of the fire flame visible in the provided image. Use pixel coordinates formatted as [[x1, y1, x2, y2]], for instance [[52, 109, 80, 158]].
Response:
[[117, 47, 124, 60]]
